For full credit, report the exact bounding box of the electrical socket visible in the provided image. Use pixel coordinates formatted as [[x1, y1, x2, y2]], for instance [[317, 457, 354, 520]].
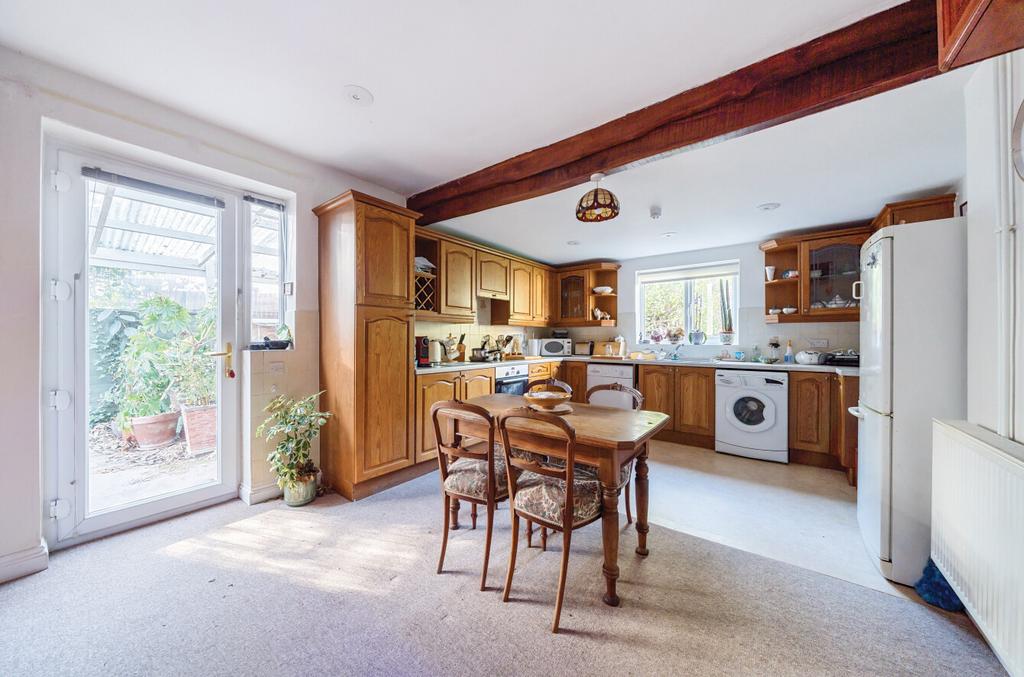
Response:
[[808, 338, 829, 349]]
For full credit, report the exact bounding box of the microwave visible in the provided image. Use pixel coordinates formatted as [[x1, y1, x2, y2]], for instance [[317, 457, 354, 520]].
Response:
[[540, 338, 572, 356]]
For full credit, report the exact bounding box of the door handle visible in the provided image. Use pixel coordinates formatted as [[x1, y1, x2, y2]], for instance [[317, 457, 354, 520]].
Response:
[[848, 406, 865, 419], [205, 342, 234, 378], [852, 280, 863, 301]]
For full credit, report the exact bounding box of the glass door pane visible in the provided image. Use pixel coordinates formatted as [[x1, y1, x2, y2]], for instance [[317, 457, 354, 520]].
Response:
[[85, 180, 222, 513], [806, 241, 862, 314]]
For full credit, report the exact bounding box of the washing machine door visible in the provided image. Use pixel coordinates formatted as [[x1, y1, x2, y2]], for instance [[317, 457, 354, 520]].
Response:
[[724, 390, 777, 433]]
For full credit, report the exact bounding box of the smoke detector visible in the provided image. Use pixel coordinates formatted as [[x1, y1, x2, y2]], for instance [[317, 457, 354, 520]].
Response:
[[343, 85, 374, 107], [757, 202, 781, 211]]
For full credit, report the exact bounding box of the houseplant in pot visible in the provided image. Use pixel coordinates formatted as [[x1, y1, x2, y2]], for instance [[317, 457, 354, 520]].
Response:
[[257, 392, 331, 506]]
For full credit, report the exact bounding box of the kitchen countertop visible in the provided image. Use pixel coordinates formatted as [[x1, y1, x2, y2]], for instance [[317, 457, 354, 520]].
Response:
[[415, 355, 859, 377]]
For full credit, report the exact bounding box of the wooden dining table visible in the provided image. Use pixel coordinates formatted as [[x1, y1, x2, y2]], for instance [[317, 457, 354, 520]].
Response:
[[442, 393, 671, 606]]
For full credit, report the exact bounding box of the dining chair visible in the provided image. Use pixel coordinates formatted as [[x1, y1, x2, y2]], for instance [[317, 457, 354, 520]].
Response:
[[526, 377, 573, 395], [431, 399, 508, 591], [498, 407, 603, 633], [584, 382, 645, 524], [522, 377, 573, 550]]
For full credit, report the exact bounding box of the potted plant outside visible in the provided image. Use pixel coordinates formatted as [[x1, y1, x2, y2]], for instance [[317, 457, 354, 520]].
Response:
[[114, 298, 185, 449], [719, 279, 735, 345], [257, 392, 332, 506], [164, 302, 218, 455]]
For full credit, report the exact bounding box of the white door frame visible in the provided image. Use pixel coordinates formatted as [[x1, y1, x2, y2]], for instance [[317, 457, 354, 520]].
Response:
[[42, 143, 242, 548]]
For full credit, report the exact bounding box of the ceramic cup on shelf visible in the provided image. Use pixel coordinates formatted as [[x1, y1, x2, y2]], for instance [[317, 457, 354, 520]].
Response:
[[765, 265, 776, 281]]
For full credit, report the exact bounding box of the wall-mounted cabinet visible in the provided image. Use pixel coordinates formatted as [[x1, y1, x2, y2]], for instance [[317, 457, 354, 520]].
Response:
[[760, 225, 871, 324], [937, 0, 1024, 71], [870, 194, 956, 230], [439, 240, 476, 318], [475, 251, 510, 300], [555, 262, 620, 327]]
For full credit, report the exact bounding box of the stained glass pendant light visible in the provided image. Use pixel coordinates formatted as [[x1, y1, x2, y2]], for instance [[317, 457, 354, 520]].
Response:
[[575, 172, 620, 222]]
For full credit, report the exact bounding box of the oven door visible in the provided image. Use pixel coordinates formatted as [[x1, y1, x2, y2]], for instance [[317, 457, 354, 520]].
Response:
[[496, 376, 528, 396]]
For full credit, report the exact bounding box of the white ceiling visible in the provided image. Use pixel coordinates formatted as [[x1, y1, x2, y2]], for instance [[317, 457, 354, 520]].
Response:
[[432, 67, 971, 264], [0, 0, 906, 196]]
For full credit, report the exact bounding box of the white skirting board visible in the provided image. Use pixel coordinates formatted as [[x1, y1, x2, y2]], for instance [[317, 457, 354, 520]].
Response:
[[932, 420, 1024, 677], [0, 539, 48, 584], [239, 482, 282, 506]]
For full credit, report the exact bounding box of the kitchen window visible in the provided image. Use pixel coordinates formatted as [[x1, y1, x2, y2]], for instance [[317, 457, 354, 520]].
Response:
[[245, 195, 290, 344], [637, 261, 739, 344]]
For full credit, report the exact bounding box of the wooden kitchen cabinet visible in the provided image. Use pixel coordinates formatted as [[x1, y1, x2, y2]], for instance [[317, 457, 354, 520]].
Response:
[[937, 0, 1024, 71], [475, 251, 510, 300], [353, 306, 417, 482], [834, 374, 860, 486], [638, 365, 675, 427], [528, 361, 552, 381], [561, 361, 588, 403], [316, 193, 417, 309], [531, 266, 548, 323], [439, 240, 476, 317], [555, 262, 620, 327], [675, 367, 715, 438], [316, 191, 424, 500], [509, 261, 533, 322], [414, 367, 495, 463], [871, 194, 957, 229], [789, 372, 832, 456], [761, 225, 870, 324], [415, 372, 459, 463]]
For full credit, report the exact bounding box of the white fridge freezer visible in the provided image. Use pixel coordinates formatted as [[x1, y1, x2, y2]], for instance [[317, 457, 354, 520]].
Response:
[[854, 217, 966, 586]]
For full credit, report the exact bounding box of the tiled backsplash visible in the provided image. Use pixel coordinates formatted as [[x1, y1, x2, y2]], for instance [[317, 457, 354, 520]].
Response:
[[565, 307, 859, 357], [414, 298, 544, 352]]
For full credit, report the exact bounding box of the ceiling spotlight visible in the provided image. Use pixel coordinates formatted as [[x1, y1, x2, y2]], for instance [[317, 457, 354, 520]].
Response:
[[566, 240, 581, 246], [660, 231, 677, 238], [650, 205, 662, 220], [757, 202, 781, 211], [343, 84, 374, 107]]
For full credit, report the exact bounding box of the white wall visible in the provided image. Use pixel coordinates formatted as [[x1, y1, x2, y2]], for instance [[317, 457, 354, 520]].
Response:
[[567, 241, 860, 357], [0, 46, 402, 580]]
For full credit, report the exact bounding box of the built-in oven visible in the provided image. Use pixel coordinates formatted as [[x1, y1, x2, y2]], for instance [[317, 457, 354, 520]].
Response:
[[494, 364, 529, 396]]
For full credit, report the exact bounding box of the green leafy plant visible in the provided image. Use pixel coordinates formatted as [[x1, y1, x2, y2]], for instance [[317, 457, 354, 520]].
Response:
[[163, 301, 217, 407], [113, 298, 185, 430], [257, 392, 331, 490], [90, 308, 140, 426]]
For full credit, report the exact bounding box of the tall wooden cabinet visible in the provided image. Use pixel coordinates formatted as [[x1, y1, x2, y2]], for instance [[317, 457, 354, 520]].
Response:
[[316, 191, 422, 500]]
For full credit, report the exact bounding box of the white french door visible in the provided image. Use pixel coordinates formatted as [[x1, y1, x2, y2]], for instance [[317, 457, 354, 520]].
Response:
[[46, 148, 240, 544]]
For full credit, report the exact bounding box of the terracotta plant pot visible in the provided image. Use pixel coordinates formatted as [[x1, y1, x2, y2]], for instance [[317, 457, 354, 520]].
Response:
[[130, 411, 180, 450], [283, 476, 317, 507], [182, 404, 217, 455]]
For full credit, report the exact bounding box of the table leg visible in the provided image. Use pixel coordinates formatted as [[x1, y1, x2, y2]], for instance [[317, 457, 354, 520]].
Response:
[[450, 497, 460, 530], [635, 444, 650, 556], [601, 484, 620, 606]]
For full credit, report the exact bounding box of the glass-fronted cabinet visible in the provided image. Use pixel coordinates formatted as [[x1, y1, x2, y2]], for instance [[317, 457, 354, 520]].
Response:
[[799, 235, 865, 320], [558, 272, 587, 322]]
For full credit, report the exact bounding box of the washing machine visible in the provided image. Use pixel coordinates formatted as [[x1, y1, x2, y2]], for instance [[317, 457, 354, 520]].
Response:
[[714, 370, 789, 463]]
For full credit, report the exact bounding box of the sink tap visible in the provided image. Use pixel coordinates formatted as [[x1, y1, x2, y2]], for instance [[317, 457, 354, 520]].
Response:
[[670, 344, 684, 360]]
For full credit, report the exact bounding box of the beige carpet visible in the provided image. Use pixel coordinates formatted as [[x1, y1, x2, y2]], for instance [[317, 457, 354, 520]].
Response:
[[0, 473, 1003, 676]]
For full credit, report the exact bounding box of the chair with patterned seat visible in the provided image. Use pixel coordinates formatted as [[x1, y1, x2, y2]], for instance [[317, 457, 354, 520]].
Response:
[[432, 399, 509, 591], [584, 382, 645, 524], [521, 377, 574, 550], [498, 407, 603, 633]]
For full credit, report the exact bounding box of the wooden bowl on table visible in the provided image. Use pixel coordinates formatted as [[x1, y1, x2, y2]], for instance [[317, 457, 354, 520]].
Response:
[[523, 388, 572, 411]]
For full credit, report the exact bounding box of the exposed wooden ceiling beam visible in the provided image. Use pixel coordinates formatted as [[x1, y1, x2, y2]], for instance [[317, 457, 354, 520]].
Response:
[[409, 0, 940, 225]]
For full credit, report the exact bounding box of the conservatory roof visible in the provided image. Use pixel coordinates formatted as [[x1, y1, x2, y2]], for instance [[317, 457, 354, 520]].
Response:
[[86, 179, 280, 277]]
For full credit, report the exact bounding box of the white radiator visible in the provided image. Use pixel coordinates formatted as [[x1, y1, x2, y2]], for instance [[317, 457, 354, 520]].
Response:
[[932, 420, 1024, 676]]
